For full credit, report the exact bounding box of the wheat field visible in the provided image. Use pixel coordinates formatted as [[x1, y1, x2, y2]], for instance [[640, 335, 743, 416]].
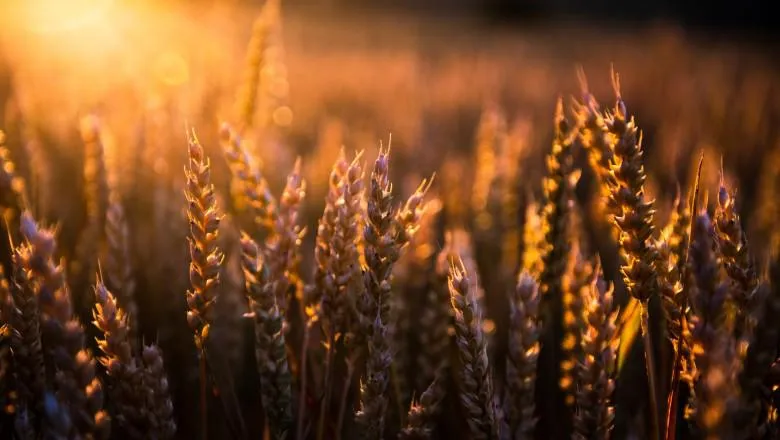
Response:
[[0, 1, 779, 439]]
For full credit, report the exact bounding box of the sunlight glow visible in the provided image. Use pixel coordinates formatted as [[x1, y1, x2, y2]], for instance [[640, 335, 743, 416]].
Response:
[[154, 51, 190, 86], [15, 0, 116, 35]]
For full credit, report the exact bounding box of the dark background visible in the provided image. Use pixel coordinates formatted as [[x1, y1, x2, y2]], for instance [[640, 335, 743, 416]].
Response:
[[281, 0, 780, 37]]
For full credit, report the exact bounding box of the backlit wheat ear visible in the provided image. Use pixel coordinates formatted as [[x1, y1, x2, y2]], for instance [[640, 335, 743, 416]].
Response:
[[104, 198, 138, 344], [448, 257, 498, 440], [560, 244, 590, 409], [400, 369, 447, 440], [601, 75, 665, 438], [689, 213, 732, 439], [140, 344, 177, 439], [657, 192, 689, 346], [92, 279, 152, 438], [536, 97, 578, 438], [521, 199, 544, 279], [220, 122, 278, 240], [714, 178, 759, 347], [18, 212, 110, 439], [308, 150, 364, 439], [235, 0, 285, 134], [266, 157, 306, 314], [313, 150, 365, 337], [572, 70, 617, 221], [356, 145, 395, 437], [309, 149, 348, 327], [574, 266, 619, 440], [504, 271, 540, 439], [602, 77, 659, 305], [184, 128, 224, 352], [357, 145, 431, 437], [8, 253, 45, 427], [240, 234, 293, 439]]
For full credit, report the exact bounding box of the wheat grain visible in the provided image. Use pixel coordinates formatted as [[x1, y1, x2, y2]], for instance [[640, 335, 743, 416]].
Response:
[[536, 97, 578, 438], [241, 235, 293, 439], [688, 213, 732, 439], [18, 212, 110, 439], [184, 128, 224, 352], [399, 369, 447, 440], [714, 178, 758, 347], [504, 271, 539, 439], [448, 258, 498, 440], [573, 266, 618, 440]]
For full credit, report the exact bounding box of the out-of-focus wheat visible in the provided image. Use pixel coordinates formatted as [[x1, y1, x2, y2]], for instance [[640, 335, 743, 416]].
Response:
[[536, 98, 578, 438]]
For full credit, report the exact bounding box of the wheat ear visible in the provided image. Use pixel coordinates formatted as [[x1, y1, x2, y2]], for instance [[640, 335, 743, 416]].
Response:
[[448, 258, 498, 440]]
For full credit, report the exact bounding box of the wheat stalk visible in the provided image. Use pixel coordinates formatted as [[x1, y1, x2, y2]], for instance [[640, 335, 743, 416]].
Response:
[[18, 212, 110, 438], [92, 279, 146, 438], [308, 149, 349, 330], [601, 71, 664, 439], [241, 234, 293, 439], [560, 244, 590, 409], [139, 344, 176, 439], [355, 146, 396, 438], [504, 271, 540, 439], [7, 254, 46, 428], [688, 213, 732, 439], [356, 146, 430, 438], [399, 369, 447, 440], [448, 258, 498, 440], [714, 178, 758, 347], [220, 122, 278, 241], [184, 128, 225, 439], [184, 128, 224, 352], [573, 266, 618, 440], [536, 97, 578, 438], [234, 0, 284, 134], [266, 157, 306, 314], [103, 199, 138, 344]]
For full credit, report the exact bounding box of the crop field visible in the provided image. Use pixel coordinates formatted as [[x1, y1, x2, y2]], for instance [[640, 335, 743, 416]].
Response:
[[0, 1, 779, 439]]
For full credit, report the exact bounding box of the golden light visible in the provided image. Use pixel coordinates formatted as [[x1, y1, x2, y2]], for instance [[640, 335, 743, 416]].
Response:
[[273, 106, 294, 127], [481, 319, 496, 335], [154, 51, 190, 87], [10, 0, 116, 35]]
